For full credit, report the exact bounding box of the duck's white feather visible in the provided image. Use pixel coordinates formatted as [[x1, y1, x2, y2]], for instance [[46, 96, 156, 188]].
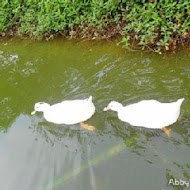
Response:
[[34, 96, 95, 125], [108, 98, 184, 129]]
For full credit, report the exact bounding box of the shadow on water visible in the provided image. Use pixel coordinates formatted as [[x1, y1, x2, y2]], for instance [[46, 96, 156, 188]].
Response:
[[0, 39, 190, 190]]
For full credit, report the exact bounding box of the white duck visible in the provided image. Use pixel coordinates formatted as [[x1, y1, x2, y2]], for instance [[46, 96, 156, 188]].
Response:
[[104, 98, 184, 136], [31, 96, 95, 131]]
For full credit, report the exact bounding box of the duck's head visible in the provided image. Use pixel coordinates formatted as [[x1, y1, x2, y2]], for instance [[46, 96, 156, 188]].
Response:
[[31, 102, 50, 115], [103, 101, 123, 112]]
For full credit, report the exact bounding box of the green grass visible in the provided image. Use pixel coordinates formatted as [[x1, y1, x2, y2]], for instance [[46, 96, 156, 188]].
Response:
[[0, 0, 190, 51]]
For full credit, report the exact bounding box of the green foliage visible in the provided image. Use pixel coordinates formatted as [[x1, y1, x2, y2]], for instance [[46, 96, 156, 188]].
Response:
[[0, 0, 190, 51], [122, 0, 190, 51]]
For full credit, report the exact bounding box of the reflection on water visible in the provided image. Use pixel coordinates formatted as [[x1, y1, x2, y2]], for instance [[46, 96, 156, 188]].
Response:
[[0, 39, 189, 190]]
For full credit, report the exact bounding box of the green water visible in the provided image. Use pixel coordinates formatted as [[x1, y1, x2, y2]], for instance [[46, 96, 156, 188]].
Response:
[[0, 38, 190, 190]]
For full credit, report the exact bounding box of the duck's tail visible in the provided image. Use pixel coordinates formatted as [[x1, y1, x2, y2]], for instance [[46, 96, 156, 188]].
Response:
[[177, 98, 185, 106], [87, 96, 92, 102]]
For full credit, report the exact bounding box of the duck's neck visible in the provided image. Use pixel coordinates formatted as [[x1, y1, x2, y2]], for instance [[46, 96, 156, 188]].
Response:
[[42, 103, 51, 113], [114, 102, 123, 112]]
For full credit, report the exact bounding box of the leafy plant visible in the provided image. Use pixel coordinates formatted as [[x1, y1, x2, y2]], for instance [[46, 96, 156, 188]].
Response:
[[0, 0, 189, 51]]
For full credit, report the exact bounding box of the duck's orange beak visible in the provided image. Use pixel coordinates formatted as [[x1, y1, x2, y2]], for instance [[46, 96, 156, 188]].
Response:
[[103, 106, 110, 111]]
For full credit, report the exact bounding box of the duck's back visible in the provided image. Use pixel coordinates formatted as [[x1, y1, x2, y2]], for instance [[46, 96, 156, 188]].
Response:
[[44, 99, 95, 124], [118, 100, 182, 128]]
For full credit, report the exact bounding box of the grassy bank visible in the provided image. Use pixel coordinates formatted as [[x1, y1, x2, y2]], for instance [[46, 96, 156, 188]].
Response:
[[0, 0, 190, 52]]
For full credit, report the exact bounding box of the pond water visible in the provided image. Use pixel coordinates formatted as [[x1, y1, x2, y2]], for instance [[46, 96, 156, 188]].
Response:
[[0, 38, 190, 190]]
